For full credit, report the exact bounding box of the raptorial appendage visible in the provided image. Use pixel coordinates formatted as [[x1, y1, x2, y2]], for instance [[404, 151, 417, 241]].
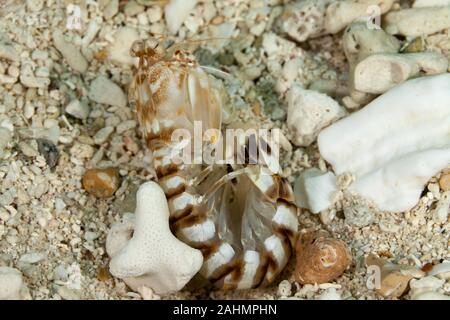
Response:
[[129, 40, 299, 290]]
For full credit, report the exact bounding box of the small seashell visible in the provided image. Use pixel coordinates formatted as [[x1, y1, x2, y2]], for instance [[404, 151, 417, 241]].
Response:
[[295, 231, 351, 285]]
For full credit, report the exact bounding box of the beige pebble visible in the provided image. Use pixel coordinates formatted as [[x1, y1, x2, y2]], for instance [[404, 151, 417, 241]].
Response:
[[439, 173, 450, 191], [53, 30, 88, 73], [88, 76, 126, 108], [82, 168, 120, 198]]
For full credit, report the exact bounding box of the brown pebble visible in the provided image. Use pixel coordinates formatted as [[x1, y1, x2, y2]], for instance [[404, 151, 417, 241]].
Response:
[[82, 168, 120, 198], [295, 231, 351, 285], [97, 266, 112, 281], [378, 250, 393, 258], [421, 263, 434, 273], [439, 173, 450, 191]]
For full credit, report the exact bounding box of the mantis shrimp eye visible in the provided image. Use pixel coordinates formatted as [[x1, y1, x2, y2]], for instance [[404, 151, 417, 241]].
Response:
[[130, 40, 145, 58]]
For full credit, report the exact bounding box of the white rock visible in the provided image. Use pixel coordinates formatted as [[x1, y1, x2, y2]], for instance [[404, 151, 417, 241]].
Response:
[[287, 85, 346, 147], [344, 204, 374, 227], [104, 0, 119, 20], [0, 43, 19, 62], [66, 99, 90, 120], [410, 276, 445, 299], [279, 0, 332, 42], [109, 27, 140, 66], [317, 74, 450, 212], [431, 191, 450, 223], [94, 126, 114, 145], [116, 120, 137, 134], [108, 182, 203, 295], [164, 0, 198, 35], [106, 214, 135, 258], [147, 5, 163, 23], [19, 64, 50, 88], [18, 252, 45, 264], [81, 17, 102, 47], [124, 1, 145, 16], [88, 76, 126, 108], [277, 280, 292, 297], [0, 128, 12, 151], [385, 6, 450, 37], [354, 52, 448, 94], [26, 0, 43, 12], [53, 30, 88, 73], [413, 0, 450, 7], [294, 169, 337, 214], [414, 292, 450, 300], [318, 288, 342, 300], [0, 74, 17, 84], [325, 0, 395, 34], [428, 263, 450, 280], [0, 267, 27, 300], [342, 21, 400, 108]]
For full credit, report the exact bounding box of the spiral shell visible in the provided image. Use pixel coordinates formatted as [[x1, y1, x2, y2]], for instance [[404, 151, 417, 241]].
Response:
[[295, 231, 351, 284]]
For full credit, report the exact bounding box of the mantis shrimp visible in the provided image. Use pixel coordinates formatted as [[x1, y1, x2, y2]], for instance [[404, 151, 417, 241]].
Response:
[[128, 39, 299, 290]]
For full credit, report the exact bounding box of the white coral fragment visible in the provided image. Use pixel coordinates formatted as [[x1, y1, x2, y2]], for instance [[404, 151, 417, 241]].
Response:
[[294, 169, 338, 214], [384, 7, 450, 37], [325, 0, 395, 34], [409, 276, 449, 300], [413, 0, 450, 7], [287, 85, 346, 147], [342, 21, 401, 108], [108, 27, 139, 66], [315, 74, 450, 212], [279, 0, 332, 42], [354, 52, 449, 94], [164, 0, 198, 35], [0, 267, 28, 300], [107, 182, 203, 295]]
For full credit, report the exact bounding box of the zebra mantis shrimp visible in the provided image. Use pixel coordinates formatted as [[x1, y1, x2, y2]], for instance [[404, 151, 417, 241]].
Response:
[[128, 38, 299, 290]]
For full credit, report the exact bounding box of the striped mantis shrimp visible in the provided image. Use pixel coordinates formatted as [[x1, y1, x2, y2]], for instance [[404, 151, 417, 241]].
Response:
[[128, 39, 299, 290]]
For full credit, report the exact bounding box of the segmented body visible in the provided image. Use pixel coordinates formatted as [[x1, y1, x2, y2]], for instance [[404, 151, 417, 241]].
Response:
[[129, 40, 299, 290]]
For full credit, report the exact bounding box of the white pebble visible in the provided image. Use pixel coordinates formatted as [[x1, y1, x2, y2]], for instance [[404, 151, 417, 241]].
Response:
[[94, 126, 114, 144], [19, 252, 45, 264], [124, 1, 145, 17], [287, 85, 346, 147], [108, 27, 140, 66], [165, 0, 198, 34], [0, 128, 12, 150], [89, 76, 126, 108], [0, 43, 19, 62], [66, 99, 90, 120], [116, 120, 136, 134], [0, 267, 26, 300], [26, 0, 44, 12], [104, 0, 119, 20], [277, 280, 292, 297], [53, 30, 88, 73], [318, 288, 342, 300]]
